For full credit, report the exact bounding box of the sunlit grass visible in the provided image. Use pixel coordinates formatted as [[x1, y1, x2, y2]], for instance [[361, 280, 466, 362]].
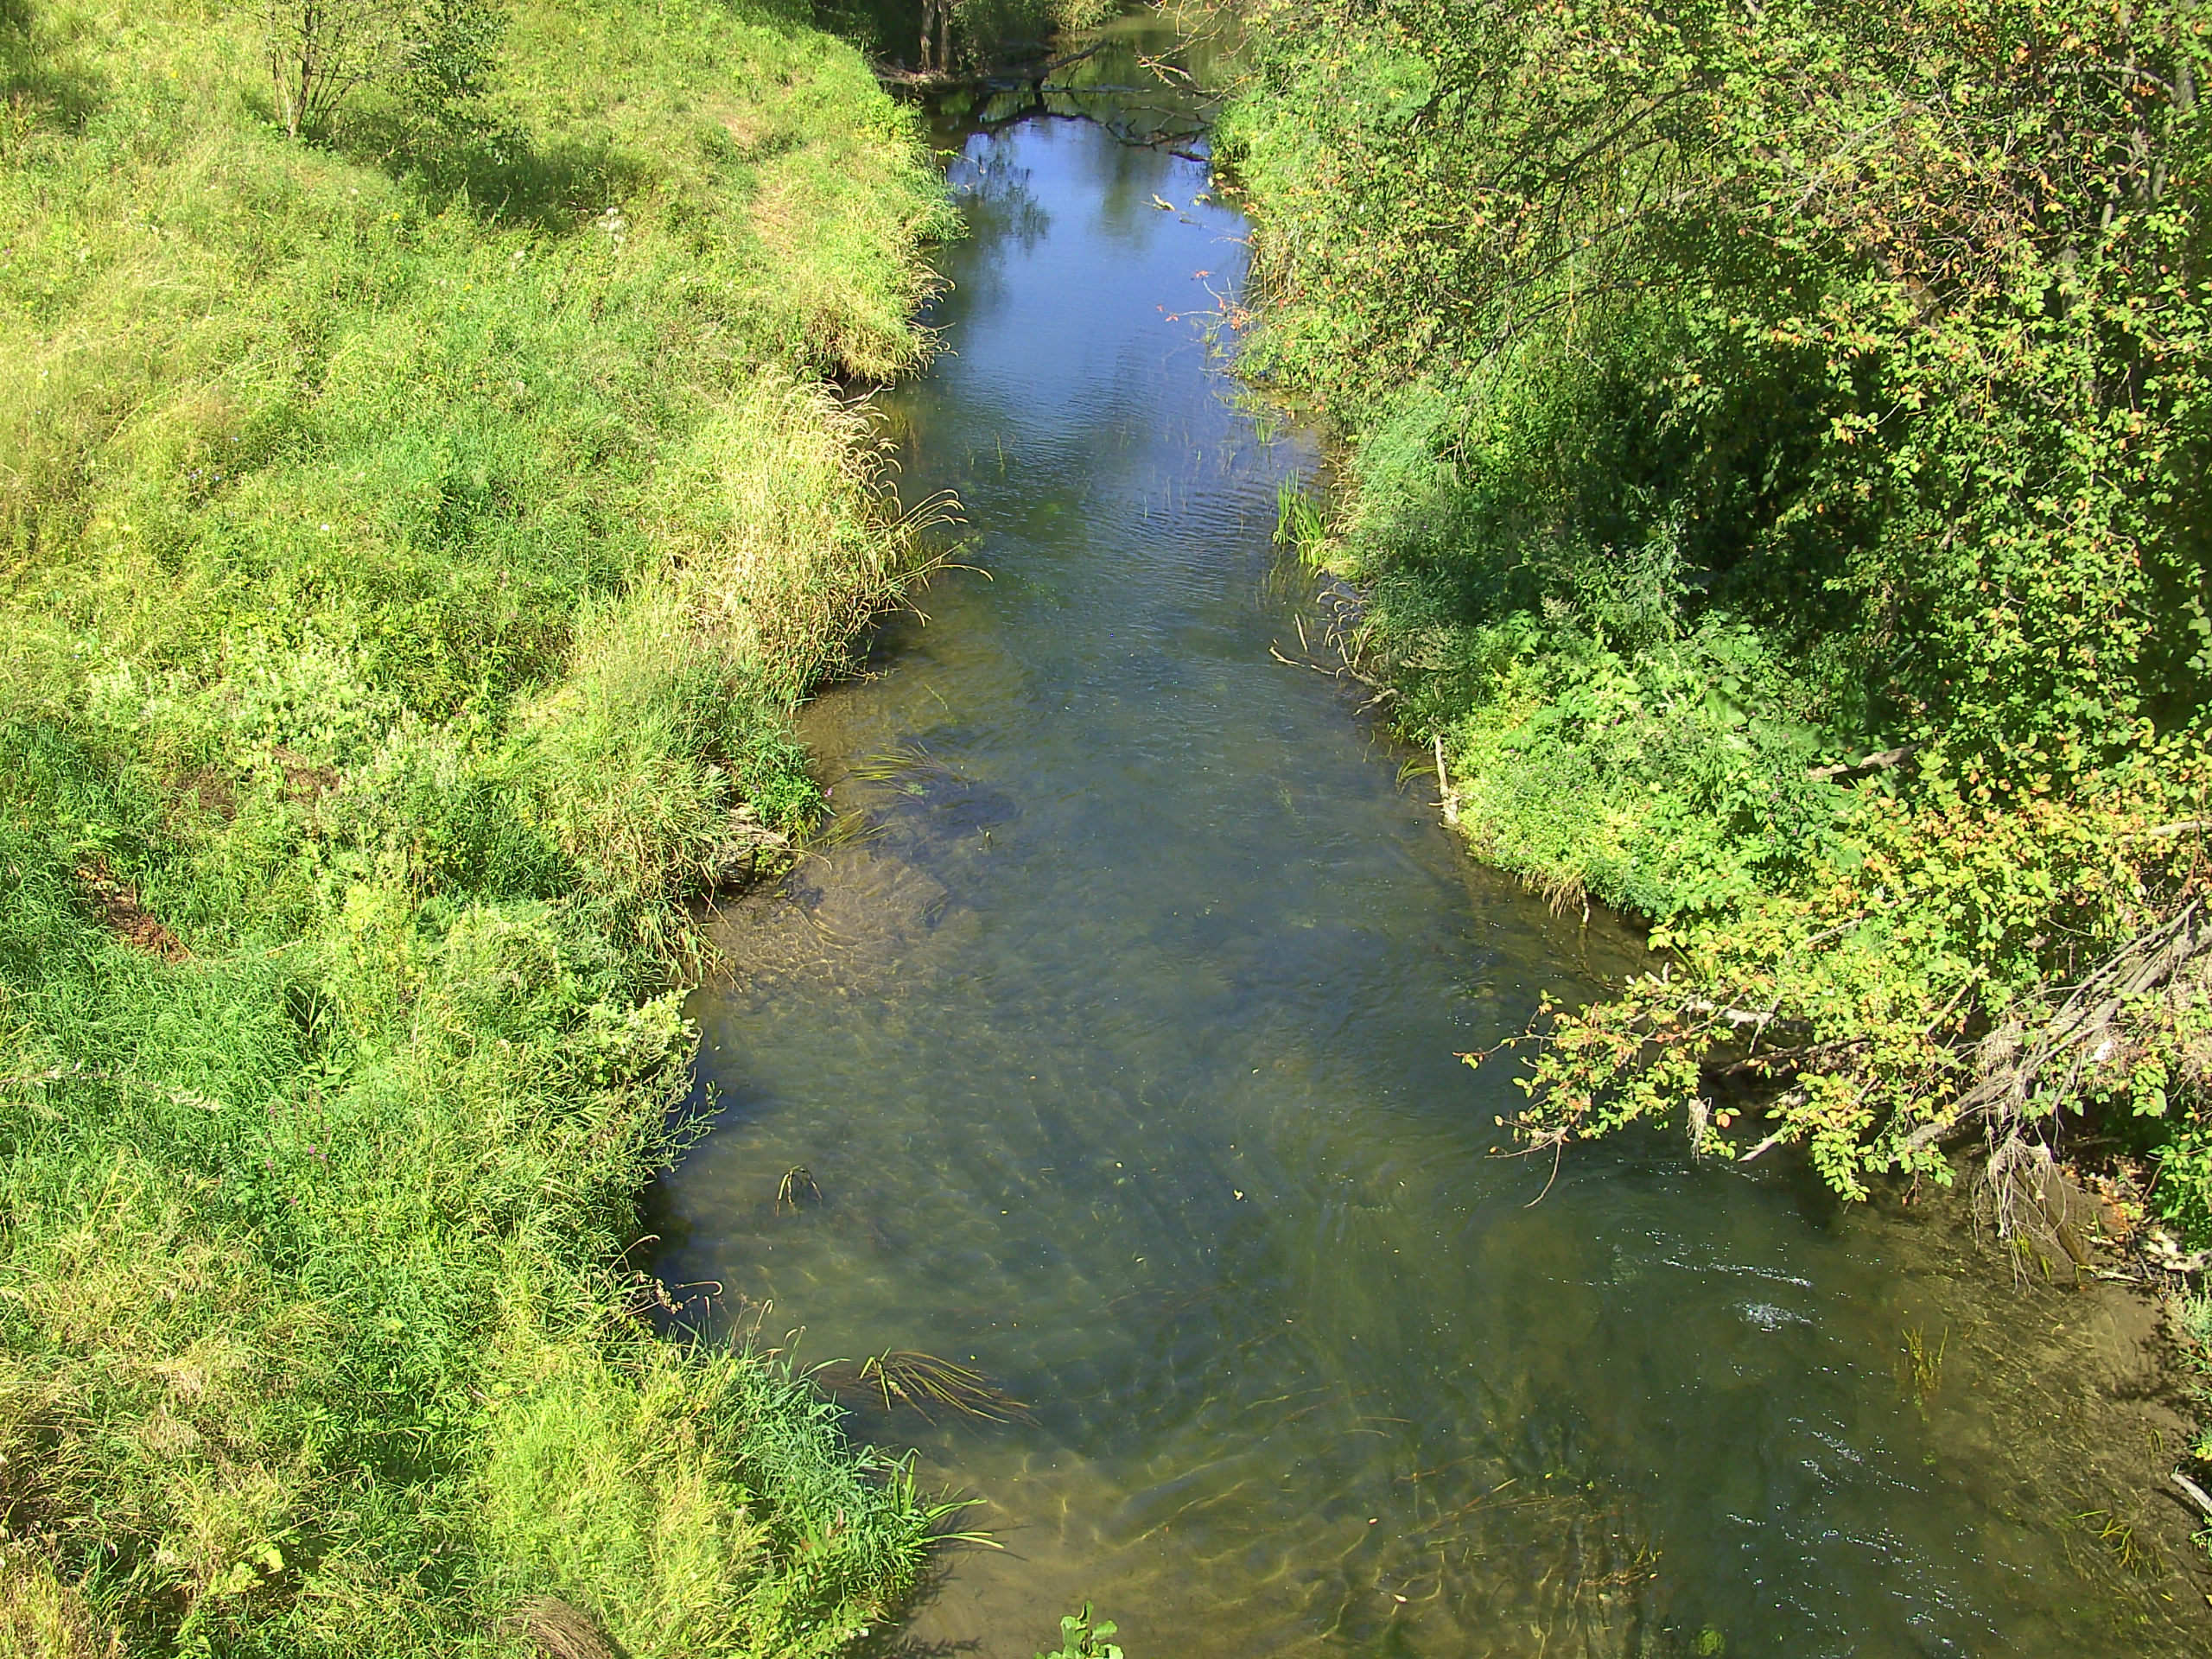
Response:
[[0, 0, 955, 1650]]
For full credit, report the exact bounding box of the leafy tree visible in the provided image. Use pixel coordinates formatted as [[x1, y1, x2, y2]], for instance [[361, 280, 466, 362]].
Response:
[[1224, 0, 2212, 1229], [403, 0, 507, 130], [264, 0, 408, 138], [264, 0, 506, 139]]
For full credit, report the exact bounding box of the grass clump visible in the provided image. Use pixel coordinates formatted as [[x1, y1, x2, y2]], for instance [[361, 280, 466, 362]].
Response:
[[0, 0, 957, 1651]]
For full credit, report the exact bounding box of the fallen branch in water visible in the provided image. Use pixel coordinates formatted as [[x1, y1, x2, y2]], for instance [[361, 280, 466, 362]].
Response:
[[1738, 1129, 1789, 1162], [1681, 995, 1799, 1034], [1806, 744, 1916, 782], [874, 39, 1106, 92], [1274, 637, 1389, 690], [1268, 641, 1392, 695], [1898, 899, 2212, 1158]]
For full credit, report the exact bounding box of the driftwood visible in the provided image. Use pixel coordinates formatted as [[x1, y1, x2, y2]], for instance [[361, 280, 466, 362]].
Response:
[[2174, 1470, 2212, 1519], [1841, 899, 2212, 1268], [874, 40, 1106, 94], [1897, 899, 2212, 1160], [1805, 744, 1915, 783], [1267, 642, 1395, 700], [1972, 903, 2212, 1267], [1707, 902, 2212, 1245]]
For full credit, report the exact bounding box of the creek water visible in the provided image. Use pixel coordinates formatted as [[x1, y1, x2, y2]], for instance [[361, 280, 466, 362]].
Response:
[[652, 19, 2206, 1656]]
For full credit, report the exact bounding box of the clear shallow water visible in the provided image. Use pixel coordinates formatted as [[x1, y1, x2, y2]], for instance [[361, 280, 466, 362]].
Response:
[[653, 26, 2203, 1656]]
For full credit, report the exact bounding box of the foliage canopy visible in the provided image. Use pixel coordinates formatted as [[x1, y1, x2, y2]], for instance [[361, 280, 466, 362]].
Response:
[[1224, 0, 2212, 1225]]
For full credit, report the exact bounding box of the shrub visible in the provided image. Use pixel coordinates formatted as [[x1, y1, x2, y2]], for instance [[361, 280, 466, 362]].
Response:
[[1224, 0, 2212, 1228]]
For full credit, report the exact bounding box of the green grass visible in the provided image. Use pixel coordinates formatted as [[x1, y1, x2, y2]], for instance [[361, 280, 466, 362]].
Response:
[[0, 1, 959, 1652]]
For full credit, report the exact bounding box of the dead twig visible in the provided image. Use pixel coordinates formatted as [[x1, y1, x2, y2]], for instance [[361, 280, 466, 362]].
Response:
[[1806, 744, 1916, 783]]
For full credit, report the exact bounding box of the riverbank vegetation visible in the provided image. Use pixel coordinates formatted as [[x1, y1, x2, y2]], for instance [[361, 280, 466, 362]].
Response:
[[1219, 0, 2212, 1249], [818, 0, 1119, 75], [1, 0, 957, 1651]]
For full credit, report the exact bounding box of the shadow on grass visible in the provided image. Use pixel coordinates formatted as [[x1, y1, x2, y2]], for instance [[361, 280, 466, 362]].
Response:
[[340, 108, 658, 234], [3, 0, 105, 136]]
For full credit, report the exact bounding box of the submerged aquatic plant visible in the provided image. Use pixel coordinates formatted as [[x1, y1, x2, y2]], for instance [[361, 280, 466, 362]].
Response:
[[1897, 1325, 1948, 1408], [777, 1165, 822, 1214], [804, 808, 887, 855], [847, 740, 941, 785], [837, 1351, 1030, 1424], [2075, 1508, 2164, 1580]]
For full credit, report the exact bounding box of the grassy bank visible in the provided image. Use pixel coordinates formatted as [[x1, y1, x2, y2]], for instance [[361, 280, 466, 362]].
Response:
[[0, 1, 958, 1652], [1219, 8, 2212, 1227]]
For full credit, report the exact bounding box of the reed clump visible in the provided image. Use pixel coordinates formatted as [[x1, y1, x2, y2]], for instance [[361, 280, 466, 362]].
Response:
[[1897, 1325, 1948, 1408], [0, 0, 957, 1652]]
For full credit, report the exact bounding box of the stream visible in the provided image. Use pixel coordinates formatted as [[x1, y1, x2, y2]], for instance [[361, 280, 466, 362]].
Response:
[[651, 17, 2206, 1656]]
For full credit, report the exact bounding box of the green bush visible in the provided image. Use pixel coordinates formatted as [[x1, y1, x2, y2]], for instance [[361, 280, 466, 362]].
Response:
[[1224, 0, 2212, 1224]]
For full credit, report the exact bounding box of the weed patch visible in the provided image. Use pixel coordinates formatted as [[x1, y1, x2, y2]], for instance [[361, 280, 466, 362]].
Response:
[[0, 0, 957, 1650]]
